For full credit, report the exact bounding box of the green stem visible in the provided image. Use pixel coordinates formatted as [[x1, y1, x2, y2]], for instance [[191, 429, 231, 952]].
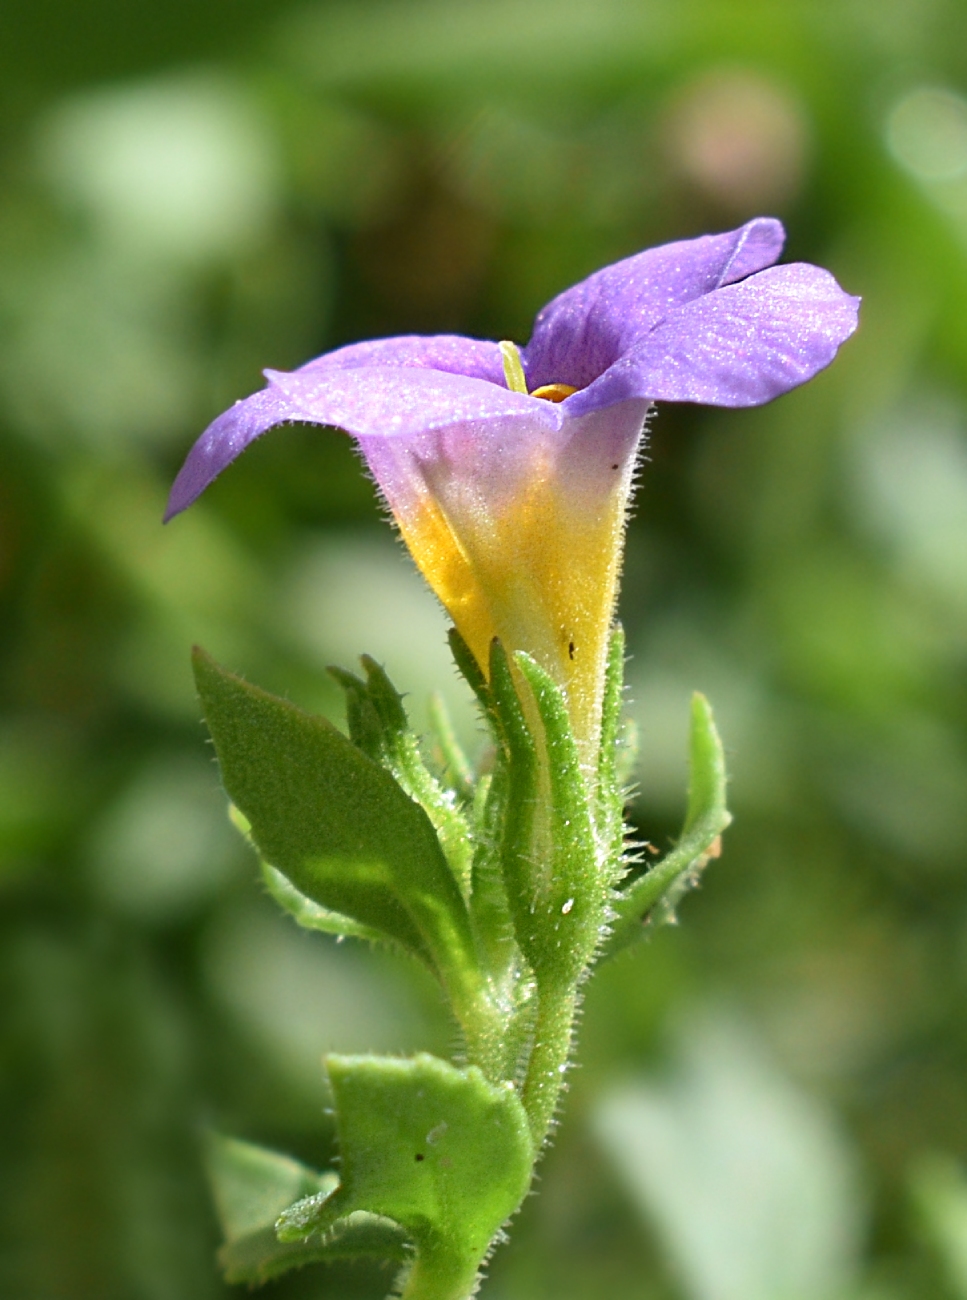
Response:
[[398, 1243, 484, 1300], [451, 979, 509, 1086], [520, 979, 578, 1147]]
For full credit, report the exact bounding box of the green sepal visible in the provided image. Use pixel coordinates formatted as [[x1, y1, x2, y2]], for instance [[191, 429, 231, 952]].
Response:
[[192, 648, 485, 1020], [205, 1133, 409, 1286], [330, 656, 474, 898], [614, 715, 639, 792], [595, 624, 630, 872], [447, 627, 494, 721], [603, 692, 731, 959], [486, 640, 540, 964], [513, 652, 603, 982], [277, 1053, 533, 1299]]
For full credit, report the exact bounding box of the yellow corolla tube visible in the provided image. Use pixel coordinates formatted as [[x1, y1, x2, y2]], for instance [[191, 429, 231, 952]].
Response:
[[359, 396, 648, 766]]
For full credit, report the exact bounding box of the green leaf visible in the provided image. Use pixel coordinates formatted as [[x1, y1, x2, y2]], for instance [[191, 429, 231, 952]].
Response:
[[192, 649, 491, 1042], [910, 1154, 967, 1300], [327, 663, 386, 760], [261, 861, 388, 945], [205, 1133, 407, 1286], [278, 1053, 533, 1300], [330, 656, 475, 898], [604, 692, 731, 959]]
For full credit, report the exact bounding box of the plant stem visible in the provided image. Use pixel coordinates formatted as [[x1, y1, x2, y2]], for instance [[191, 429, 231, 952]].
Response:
[[520, 979, 578, 1147], [398, 1244, 483, 1300]]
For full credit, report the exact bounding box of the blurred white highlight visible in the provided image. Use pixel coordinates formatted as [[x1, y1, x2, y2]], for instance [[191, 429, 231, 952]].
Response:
[[36, 72, 279, 260], [887, 87, 967, 183], [852, 394, 967, 614]]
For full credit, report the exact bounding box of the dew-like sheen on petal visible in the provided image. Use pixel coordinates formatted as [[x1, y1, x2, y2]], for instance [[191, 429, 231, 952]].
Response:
[[522, 217, 787, 392], [563, 263, 860, 415]]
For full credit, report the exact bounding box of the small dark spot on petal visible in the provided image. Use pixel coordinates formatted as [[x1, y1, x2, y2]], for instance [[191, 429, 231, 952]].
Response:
[[568, 641, 575, 660], [611, 463, 619, 470]]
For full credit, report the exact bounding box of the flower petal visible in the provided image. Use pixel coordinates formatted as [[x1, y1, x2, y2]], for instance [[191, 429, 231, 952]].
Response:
[[299, 334, 505, 384], [165, 385, 296, 521], [358, 399, 649, 759], [266, 364, 550, 437], [564, 263, 860, 415], [164, 362, 550, 520], [522, 217, 785, 391]]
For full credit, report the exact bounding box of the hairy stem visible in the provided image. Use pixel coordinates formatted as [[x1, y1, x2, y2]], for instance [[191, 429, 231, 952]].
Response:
[[520, 979, 578, 1147], [398, 1244, 484, 1300]]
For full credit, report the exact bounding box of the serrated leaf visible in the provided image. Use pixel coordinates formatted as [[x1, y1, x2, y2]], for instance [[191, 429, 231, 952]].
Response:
[[604, 692, 731, 958], [192, 649, 491, 1038], [205, 1134, 408, 1286], [277, 1053, 533, 1296]]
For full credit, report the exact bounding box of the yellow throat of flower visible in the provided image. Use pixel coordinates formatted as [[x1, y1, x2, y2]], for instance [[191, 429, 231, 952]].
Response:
[[387, 342, 640, 767]]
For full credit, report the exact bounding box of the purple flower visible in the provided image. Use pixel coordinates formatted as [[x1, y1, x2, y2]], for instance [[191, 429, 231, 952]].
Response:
[[167, 217, 858, 757]]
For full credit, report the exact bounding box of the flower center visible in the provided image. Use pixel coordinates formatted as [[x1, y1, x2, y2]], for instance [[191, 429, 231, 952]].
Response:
[[499, 341, 578, 404]]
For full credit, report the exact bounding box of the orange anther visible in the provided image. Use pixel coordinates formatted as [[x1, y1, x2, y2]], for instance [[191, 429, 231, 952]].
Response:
[[531, 383, 579, 403]]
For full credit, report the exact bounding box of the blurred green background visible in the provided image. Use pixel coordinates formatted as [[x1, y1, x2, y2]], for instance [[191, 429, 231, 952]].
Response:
[[3, 1, 967, 1297]]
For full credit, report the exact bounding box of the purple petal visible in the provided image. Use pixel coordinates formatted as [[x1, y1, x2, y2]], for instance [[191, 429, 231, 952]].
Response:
[[298, 333, 505, 385], [522, 217, 786, 391], [267, 364, 556, 437], [164, 364, 555, 521], [165, 385, 297, 520], [564, 263, 860, 416]]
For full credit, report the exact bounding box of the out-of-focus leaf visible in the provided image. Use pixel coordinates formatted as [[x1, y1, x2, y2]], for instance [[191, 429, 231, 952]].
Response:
[[594, 1013, 864, 1300], [911, 1154, 967, 1300], [205, 1133, 407, 1285], [206, 1132, 332, 1244]]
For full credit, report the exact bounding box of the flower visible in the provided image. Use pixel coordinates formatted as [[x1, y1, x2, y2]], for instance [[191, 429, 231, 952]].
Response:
[[167, 217, 858, 761]]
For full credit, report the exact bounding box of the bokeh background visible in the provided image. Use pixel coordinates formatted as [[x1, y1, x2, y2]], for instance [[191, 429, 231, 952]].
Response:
[[3, 2, 967, 1297]]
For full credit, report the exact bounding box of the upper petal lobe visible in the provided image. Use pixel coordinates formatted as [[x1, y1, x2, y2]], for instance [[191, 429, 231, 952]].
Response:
[[563, 262, 860, 415], [522, 217, 786, 391]]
